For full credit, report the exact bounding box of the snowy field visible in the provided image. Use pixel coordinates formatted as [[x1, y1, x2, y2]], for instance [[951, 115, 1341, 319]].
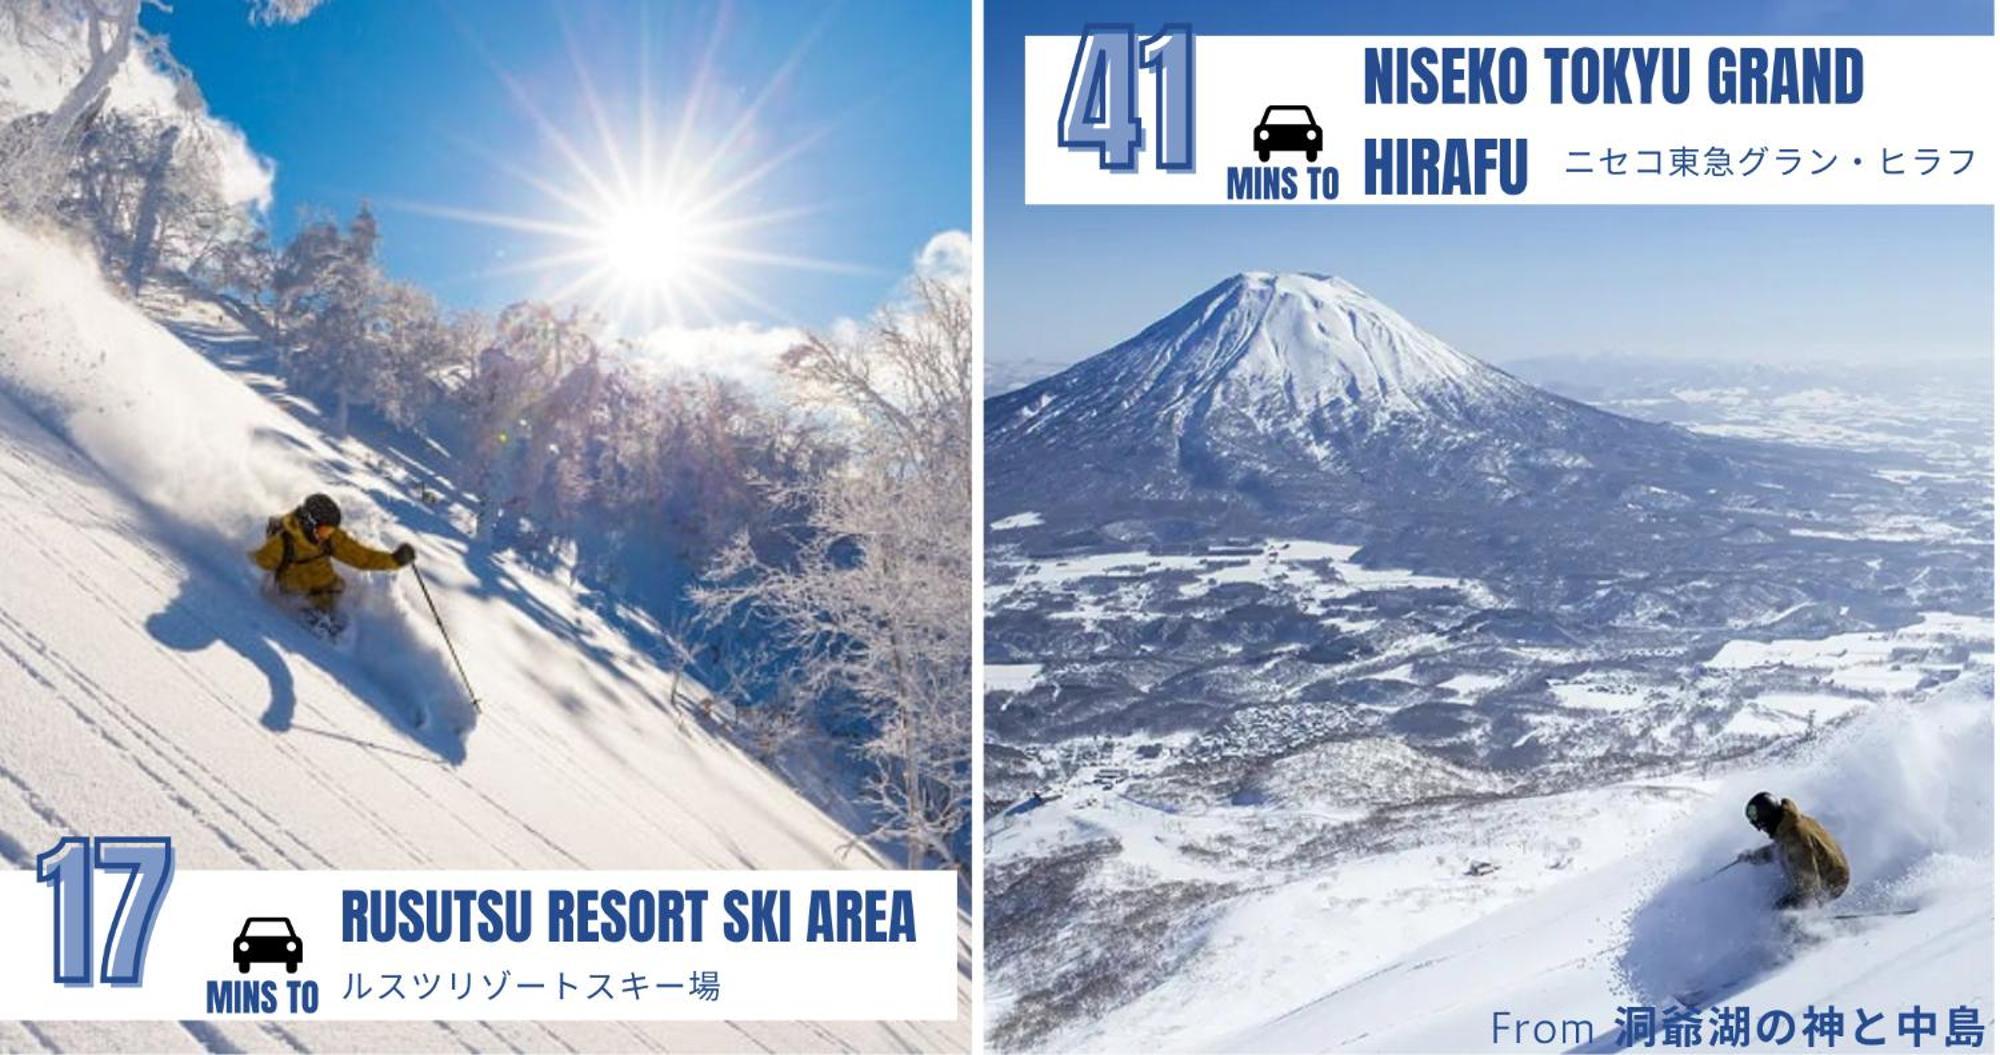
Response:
[[991, 539, 1494, 625], [989, 511, 1044, 532], [0, 223, 967, 1052], [984, 663, 1045, 694], [1548, 376, 1992, 475], [1706, 613, 1990, 688]]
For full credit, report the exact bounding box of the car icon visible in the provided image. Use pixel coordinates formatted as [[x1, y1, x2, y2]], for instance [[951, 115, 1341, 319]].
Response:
[[1254, 105, 1321, 163], [234, 917, 302, 974]]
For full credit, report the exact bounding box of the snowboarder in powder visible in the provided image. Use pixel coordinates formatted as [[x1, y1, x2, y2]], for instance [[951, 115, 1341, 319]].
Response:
[[1736, 791, 1850, 910], [249, 493, 415, 619]]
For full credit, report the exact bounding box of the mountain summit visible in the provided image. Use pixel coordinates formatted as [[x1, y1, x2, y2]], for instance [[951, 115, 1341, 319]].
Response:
[[984, 273, 1918, 592], [1029, 271, 1528, 423], [988, 272, 1665, 523]]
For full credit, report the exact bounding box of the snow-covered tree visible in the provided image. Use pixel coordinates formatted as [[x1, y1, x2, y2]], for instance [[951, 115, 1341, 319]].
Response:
[[696, 273, 972, 869], [191, 225, 277, 336], [461, 301, 601, 543], [270, 204, 382, 434], [563, 365, 834, 596], [0, 0, 141, 217], [525, 334, 610, 541], [58, 108, 249, 293], [117, 116, 177, 290], [263, 203, 466, 435], [362, 280, 462, 430], [0, 0, 326, 218]]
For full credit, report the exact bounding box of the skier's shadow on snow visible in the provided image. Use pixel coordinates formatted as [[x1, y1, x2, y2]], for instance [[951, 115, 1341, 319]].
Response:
[[145, 581, 297, 733], [1606, 864, 1789, 1021], [143, 568, 468, 765]]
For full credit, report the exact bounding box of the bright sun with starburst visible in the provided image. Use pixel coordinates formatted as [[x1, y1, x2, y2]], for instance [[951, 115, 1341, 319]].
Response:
[[397, 7, 861, 333], [571, 181, 742, 323], [597, 198, 705, 293]]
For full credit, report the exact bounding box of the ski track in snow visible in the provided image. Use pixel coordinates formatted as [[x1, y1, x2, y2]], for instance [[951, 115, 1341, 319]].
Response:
[[0, 225, 966, 1051], [0, 412, 426, 869]]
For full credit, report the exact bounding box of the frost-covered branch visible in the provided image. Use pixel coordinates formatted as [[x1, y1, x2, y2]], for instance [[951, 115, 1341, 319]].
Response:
[[695, 276, 972, 869], [0, 0, 327, 218]]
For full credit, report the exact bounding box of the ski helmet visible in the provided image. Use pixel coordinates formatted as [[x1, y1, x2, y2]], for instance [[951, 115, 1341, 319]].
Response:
[[1745, 791, 1783, 833], [299, 493, 342, 532]]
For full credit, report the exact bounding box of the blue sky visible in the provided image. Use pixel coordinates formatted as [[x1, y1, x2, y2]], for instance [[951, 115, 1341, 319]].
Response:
[[985, 206, 1993, 369], [146, 0, 969, 331], [984, 1, 1994, 370]]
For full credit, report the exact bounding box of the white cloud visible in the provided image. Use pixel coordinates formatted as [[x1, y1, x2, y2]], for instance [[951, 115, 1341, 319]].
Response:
[[197, 118, 278, 214], [637, 229, 972, 393], [635, 319, 805, 393], [914, 229, 971, 286]]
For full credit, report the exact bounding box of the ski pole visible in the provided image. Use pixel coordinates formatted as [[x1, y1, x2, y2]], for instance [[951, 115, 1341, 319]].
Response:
[[413, 563, 481, 713], [1703, 857, 1745, 882]]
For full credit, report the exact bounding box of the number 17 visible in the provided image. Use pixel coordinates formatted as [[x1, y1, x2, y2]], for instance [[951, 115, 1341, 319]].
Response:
[[38, 836, 175, 986]]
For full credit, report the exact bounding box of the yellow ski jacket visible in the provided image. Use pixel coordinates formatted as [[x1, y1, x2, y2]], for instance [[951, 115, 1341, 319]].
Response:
[[1747, 798, 1850, 905], [249, 512, 401, 599]]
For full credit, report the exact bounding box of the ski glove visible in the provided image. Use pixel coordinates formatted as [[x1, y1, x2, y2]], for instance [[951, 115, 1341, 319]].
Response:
[[393, 543, 417, 567]]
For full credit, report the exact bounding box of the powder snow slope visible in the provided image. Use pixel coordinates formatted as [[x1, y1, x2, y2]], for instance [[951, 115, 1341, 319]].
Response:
[[0, 223, 966, 1052], [1227, 675, 1993, 1053]]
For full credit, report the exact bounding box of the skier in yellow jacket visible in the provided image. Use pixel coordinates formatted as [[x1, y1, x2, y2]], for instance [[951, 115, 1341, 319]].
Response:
[[249, 493, 415, 613], [1737, 791, 1850, 910]]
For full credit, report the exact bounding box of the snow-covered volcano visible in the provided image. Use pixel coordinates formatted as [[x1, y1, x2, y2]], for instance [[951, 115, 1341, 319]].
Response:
[[987, 272, 1705, 523], [996, 272, 1536, 431], [984, 274, 1944, 599]]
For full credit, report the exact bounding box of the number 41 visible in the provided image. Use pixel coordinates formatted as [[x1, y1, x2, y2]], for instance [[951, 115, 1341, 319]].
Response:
[[37, 836, 175, 986], [1058, 24, 1194, 171]]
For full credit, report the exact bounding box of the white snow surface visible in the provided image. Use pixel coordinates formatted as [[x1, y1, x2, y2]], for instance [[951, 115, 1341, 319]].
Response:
[[984, 664, 1045, 693], [0, 224, 964, 1051], [1225, 677, 1993, 1053], [1190, 273, 1506, 412], [989, 511, 1044, 531], [993, 540, 1493, 628]]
